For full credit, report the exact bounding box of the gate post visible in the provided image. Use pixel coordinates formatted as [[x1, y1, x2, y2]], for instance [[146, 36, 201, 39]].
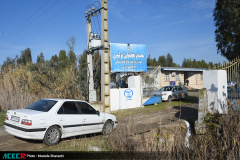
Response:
[[195, 88, 208, 134]]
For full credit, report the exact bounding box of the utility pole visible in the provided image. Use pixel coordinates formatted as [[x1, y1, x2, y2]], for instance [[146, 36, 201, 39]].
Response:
[[101, 0, 110, 112], [85, 7, 99, 102]]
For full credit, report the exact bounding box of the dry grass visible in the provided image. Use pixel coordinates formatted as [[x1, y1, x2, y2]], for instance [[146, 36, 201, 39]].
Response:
[[111, 96, 198, 120], [0, 66, 82, 111], [39, 105, 240, 159]]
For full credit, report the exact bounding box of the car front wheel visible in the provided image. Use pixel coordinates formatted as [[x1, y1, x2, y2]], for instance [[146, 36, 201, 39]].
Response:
[[102, 120, 113, 135], [43, 126, 61, 146], [167, 96, 172, 102]]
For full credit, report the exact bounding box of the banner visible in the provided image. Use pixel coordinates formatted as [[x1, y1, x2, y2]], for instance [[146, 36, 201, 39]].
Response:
[[110, 43, 147, 72]]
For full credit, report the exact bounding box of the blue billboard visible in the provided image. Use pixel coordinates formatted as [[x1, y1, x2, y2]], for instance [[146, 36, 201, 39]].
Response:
[[110, 43, 147, 72]]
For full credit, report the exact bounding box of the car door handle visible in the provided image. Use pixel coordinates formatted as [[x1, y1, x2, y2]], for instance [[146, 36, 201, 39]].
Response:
[[60, 118, 63, 121], [83, 119, 86, 122]]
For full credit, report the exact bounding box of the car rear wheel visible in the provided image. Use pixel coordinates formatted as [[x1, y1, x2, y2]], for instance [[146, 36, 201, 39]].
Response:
[[102, 120, 113, 135], [43, 126, 61, 146]]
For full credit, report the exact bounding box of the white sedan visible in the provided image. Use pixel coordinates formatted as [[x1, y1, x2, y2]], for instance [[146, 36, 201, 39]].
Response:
[[4, 99, 118, 146], [155, 86, 188, 102]]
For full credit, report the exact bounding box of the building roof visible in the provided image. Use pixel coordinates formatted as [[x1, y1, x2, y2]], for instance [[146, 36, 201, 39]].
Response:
[[147, 66, 207, 72]]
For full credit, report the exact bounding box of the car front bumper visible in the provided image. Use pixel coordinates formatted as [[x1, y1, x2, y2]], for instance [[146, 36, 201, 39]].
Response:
[[161, 95, 169, 101], [4, 121, 46, 140]]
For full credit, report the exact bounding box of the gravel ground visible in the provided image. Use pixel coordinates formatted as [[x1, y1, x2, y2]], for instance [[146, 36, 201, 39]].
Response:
[[0, 103, 198, 151]]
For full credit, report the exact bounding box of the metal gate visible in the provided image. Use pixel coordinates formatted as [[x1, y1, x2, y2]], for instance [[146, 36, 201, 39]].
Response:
[[217, 57, 240, 109], [217, 57, 240, 83]]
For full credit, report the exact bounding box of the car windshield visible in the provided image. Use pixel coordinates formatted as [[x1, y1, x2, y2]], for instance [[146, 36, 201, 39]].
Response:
[[162, 86, 173, 91], [25, 100, 57, 112]]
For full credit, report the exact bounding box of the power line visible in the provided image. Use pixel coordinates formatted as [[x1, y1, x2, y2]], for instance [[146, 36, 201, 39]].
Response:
[[130, 0, 212, 12], [0, 0, 51, 47], [15, 0, 77, 43], [86, 1, 101, 35], [0, 0, 60, 48]]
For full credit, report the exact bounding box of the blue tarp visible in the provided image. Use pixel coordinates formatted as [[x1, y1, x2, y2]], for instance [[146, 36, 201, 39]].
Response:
[[143, 96, 162, 106]]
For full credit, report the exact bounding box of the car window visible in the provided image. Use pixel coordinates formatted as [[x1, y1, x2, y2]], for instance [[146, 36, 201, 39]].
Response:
[[57, 102, 79, 114], [173, 87, 177, 92], [163, 86, 173, 91], [77, 102, 96, 114], [25, 100, 57, 112]]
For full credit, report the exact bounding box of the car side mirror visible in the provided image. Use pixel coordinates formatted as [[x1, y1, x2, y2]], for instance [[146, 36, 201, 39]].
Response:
[[96, 110, 100, 115]]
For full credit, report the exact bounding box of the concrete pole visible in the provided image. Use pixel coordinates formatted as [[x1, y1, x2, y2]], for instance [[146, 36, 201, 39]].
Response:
[[101, 0, 110, 112]]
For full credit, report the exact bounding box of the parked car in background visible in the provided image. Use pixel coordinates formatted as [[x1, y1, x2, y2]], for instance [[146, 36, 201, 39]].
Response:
[[4, 99, 117, 146], [155, 86, 188, 102]]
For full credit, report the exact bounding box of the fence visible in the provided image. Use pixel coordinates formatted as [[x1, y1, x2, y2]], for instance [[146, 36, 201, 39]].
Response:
[[217, 57, 240, 108], [217, 57, 240, 82], [142, 66, 161, 97]]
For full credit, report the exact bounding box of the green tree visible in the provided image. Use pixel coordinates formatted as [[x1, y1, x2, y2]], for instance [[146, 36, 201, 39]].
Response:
[[152, 57, 157, 66], [51, 54, 59, 63], [66, 36, 77, 66], [182, 58, 187, 67], [193, 59, 198, 68], [78, 51, 88, 101], [58, 50, 69, 69], [213, 0, 240, 60], [1, 56, 17, 71], [147, 54, 152, 66], [37, 52, 45, 65], [166, 53, 173, 67], [158, 55, 167, 67], [17, 48, 32, 66]]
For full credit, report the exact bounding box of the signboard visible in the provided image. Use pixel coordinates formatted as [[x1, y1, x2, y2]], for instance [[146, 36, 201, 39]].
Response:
[[170, 81, 176, 86], [110, 43, 147, 72]]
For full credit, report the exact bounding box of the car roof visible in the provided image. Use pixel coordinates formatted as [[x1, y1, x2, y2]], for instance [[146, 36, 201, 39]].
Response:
[[42, 98, 85, 102]]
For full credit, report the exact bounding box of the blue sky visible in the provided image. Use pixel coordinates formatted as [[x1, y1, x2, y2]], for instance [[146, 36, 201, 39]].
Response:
[[0, 0, 227, 66]]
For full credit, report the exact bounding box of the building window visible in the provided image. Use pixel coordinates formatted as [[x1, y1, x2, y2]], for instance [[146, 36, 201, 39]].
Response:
[[165, 74, 170, 81], [175, 74, 179, 81]]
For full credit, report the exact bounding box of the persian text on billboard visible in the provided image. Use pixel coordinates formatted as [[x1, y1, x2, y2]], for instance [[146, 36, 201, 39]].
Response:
[[110, 43, 147, 72]]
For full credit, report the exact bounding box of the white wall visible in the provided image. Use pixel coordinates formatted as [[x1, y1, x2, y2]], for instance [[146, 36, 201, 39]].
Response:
[[110, 76, 142, 111], [110, 89, 120, 111], [203, 70, 228, 114]]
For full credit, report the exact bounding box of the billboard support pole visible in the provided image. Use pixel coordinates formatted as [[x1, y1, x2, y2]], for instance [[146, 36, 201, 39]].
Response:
[[101, 0, 110, 112]]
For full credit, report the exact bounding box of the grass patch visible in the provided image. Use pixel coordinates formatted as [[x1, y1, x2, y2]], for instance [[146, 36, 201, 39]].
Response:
[[39, 95, 198, 152], [39, 135, 109, 151], [0, 112, 6, 126], [111, 96, 198, 120]]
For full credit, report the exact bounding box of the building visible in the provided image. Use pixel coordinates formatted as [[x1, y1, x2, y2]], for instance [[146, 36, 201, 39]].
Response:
[[144, 66, 207, 89]]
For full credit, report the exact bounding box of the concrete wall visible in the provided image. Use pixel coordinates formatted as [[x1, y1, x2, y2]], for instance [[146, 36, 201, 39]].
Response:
[[110, 76, 142, 111], [203, 70, 228, 114]]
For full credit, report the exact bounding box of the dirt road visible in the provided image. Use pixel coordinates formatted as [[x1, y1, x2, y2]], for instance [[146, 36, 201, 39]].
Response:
[[0, 103, 198, 151]]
